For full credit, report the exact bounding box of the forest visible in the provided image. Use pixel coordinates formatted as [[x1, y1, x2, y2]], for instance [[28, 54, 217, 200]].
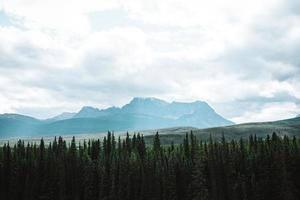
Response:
[[0, 132, 299, 200]]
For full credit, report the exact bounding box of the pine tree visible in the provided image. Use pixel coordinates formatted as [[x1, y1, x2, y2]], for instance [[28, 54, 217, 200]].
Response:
[[153, 132, 161, 153]]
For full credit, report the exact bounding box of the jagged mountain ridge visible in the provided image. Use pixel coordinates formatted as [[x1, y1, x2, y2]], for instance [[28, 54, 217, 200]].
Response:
[[46, 112, 76, 122], [74, 97, 222, 119], [0, 97, 234, 137], [71, 97, 233, 127]]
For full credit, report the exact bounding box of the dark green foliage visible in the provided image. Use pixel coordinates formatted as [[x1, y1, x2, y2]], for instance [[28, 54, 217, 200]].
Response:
[[0, 132, 299, 200]]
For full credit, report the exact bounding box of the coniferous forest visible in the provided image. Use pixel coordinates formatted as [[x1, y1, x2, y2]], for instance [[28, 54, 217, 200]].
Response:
[[0, 132, 299, 200]]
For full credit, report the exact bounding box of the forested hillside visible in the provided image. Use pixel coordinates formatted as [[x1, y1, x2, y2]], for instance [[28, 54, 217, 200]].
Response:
[[143, 116, 300, 144], [0, 132, 299, 200]]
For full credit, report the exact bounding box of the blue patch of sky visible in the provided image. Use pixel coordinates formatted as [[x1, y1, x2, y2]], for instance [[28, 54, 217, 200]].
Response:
[[0, 10, 12, 27], [88, 9, 202, 52], [88, 9, 183, 32], [0, 9, 27, 30]]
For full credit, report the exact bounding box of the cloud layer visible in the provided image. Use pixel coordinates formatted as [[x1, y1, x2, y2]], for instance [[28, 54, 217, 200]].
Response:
[[0, 0, 299, 122]]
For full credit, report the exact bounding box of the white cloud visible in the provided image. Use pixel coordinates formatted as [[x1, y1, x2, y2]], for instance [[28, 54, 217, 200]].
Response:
[[232, 102, 300, 123], [0, 0, 299, 122], [123, 0, 280, 27]]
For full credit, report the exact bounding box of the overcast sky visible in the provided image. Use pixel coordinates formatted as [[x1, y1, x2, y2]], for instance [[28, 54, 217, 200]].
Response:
[[0, 0, 299, 123]]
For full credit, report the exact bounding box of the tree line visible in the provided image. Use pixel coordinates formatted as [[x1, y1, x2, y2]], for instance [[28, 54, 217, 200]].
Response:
[[0, 132, 299, 200]]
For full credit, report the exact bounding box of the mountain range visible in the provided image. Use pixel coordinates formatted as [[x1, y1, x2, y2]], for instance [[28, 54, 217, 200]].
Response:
[[0, 97, 233, 138]]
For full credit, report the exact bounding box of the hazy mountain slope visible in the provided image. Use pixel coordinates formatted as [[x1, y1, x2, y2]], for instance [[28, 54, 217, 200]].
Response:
[[74, 106, 121, 118], [39, 113, 177, 135], [73, 106, 101, 118], [177, 109, 233, 127], [0, 114, 43, 138], [0, 113, 40, 122], [46, 112, 76, 122], [122, 97, 169, 117]]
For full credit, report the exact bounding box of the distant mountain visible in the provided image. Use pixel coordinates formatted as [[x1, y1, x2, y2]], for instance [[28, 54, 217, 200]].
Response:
[[122, 97, 169, 116], [0, 97, 234, 137], [0, 113, 39, 122], [46, 112, 76, 122], [0, 114, 42, 138], [74, 106, 121, 118], [178, 108, 233, 127], [74, 97, 232, 121], [74, 106, 101, 118]]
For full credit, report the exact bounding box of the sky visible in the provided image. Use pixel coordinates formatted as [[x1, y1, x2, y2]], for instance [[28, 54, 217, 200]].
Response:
[[0, 0, 299, 123]]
